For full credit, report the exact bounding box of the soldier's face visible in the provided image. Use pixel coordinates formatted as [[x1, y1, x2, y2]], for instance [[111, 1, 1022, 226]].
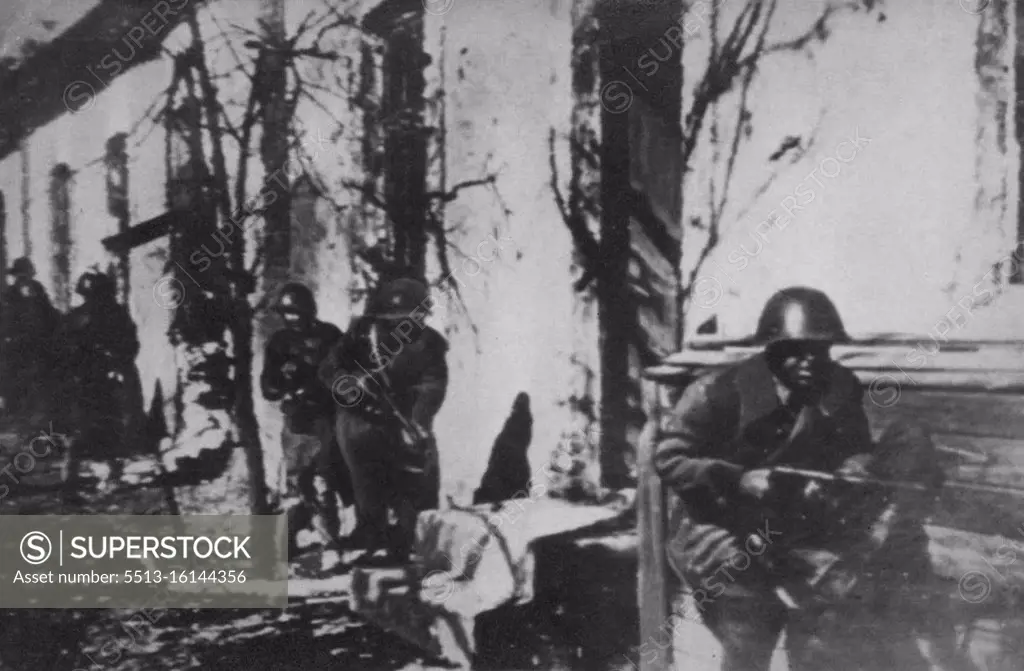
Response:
[[768, 341, 832, 395], [374, 316, 428, 346], [281, 312, 307, 330]]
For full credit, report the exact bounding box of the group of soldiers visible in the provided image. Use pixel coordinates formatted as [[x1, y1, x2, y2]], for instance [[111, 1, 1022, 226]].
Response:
[[262, 277, 448, 570], [0, 257, 446, 567], [1, 258, 140, 485], [4, 252, 951, 663], [1, 256, 139, 430], [656, 287, 956, 670]]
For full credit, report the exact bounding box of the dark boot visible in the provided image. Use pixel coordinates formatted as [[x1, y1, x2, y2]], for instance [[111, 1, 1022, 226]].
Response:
[[287, 503, 312, 560]]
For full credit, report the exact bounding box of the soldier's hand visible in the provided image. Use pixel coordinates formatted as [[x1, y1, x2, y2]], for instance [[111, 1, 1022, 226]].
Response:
[[837, 454, 872, 479], [803, 480, 826, 505], [400, 425, 427, 448], [739, 468, 773, 500], [281, 361, 299, 378]]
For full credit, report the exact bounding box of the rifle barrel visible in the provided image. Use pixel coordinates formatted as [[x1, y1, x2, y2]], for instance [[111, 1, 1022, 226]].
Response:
[[772, 466, 1024, 498]]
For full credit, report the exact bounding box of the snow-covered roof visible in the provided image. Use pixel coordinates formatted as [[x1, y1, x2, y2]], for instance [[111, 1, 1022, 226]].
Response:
[[0, 0, 102, 67], [0, 0, 187, 161]]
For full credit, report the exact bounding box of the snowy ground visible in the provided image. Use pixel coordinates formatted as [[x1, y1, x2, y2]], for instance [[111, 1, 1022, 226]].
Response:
[[0, 419, 642, 671]]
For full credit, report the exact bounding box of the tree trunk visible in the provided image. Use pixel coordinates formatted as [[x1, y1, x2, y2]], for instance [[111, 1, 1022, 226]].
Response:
[[253, 0, 292, 509], [164, 89, 247, 514]]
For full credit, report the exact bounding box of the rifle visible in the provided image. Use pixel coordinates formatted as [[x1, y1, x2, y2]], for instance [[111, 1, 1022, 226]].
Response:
[[350, 370, 432, 474], [772, 465, 1024, 498]]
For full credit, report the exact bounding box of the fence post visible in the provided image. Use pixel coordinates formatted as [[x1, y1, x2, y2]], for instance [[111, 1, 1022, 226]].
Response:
[[638, 377, 671, 670]]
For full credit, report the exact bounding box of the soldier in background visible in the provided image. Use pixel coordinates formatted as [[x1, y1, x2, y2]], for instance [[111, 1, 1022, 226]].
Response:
[[57, 271, 139, 495], [261, 283, 352, 565], [0, 257, 60, 420], [318, 277, 448, 568]]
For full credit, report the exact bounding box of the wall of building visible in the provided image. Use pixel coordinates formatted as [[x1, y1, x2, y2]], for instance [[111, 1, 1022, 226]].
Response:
[[0, 49, 179, 426], [421, 0, 600, 498], [3, 0, 1018, 501], [679, 0, 1019, 341], [0, 0, 599, 501]]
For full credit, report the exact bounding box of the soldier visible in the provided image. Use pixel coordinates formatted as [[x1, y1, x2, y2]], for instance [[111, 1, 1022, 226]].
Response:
[[260, 283, 352, 564], [318, 277, 448, 568], [0, 257, 60, 420], [58, 271, 139, 494], [653, 286, 941, 670]]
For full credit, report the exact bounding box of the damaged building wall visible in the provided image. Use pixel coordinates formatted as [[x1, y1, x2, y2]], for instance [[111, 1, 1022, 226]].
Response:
[[418, 0, 602, 498], [680, 0, 1020, 341], [6, 0, 1020, 505], [0, 0, 602, 503], [0, 51, 179, 430], [281, 0, 601, 498]]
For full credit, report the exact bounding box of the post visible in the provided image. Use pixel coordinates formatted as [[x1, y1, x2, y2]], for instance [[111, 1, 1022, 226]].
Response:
[[105, 133, 131, 304], [638, 377, 672, 671]]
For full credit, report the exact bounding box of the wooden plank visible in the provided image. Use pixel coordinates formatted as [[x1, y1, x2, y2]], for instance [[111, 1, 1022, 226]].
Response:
[[637, 378, 672, 671], [866, 389, 1024, 441], [647, 364, 1024, 393], [101, 211, 180, 254], [932, 434, 1024, 489], [926, 524, 1024, 606], [629, 218, 677, 357], [684, 333, 1024, 351], [657, 343, 1024, 372]]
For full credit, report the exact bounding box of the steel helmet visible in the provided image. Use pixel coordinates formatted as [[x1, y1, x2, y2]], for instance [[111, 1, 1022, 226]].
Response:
[[753, 286, 849, 345], [274, 283, 317, 318], [8, 257, 35, 278], [76, 272, 99, 297], [95, 272, 116, 299], [367, 278, 430, 320], [76, 271, 115, 299]]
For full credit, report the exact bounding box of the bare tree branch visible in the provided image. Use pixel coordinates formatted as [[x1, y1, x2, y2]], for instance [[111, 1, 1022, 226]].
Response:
[[714, 0, 776, 224], [549, 128, 600, 274], [424, 176, 496, 203], [185, 15, 235, 227]]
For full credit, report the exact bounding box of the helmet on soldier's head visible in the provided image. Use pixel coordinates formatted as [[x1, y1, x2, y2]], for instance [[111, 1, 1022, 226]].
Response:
[[8, 257, 35, 278], [367, 278, 430, 320], [90, 273, 116, 300], [274, 283, 317, 319], [76, 272, 99, 298], [753, 286, 849, 346]]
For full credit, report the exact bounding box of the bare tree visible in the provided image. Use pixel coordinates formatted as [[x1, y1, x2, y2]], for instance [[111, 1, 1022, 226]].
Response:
[[158, 0, 505, 512], [554, 0, 884, 341], [161, 0, 367, 512], [679, 0, 883, 337]]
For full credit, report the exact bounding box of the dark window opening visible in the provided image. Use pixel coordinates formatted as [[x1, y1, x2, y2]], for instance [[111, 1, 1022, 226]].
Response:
[[105, 133, 130, 303], [363, 1, 429, 281], [49, 163, 73, 311]]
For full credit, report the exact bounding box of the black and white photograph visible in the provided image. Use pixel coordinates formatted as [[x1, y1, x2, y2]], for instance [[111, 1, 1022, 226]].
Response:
[[0, 0, 1022, 669]]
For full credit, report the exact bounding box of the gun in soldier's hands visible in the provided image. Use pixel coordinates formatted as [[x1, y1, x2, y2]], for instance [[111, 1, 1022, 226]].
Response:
[[280, 361, 299, 379], [400, 421, 430, 449], [739, 468, 774, 500]]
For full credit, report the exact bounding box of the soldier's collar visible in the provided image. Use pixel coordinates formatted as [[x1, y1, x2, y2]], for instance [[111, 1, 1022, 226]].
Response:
[[773, 377, 792, 407], [736, 354, 847, 431]]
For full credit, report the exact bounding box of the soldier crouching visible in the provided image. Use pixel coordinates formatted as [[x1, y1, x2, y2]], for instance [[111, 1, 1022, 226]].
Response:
[[654, 287, 943, 671], [318, 277, 448, 568], [261, 283, 353, 566]]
